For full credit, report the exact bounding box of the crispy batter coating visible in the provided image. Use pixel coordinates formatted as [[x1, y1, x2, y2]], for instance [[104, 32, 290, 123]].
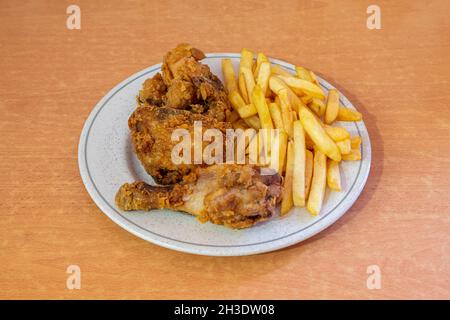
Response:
[[116, 165, 283, 229], [129, 105, 231, 185]]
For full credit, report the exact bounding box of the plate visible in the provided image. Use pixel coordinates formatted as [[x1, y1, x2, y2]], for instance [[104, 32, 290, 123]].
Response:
[[78, 53, 371, 256]]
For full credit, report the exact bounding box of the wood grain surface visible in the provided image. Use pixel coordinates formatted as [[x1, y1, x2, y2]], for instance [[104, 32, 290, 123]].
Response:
[[0, 0, 449, 299]]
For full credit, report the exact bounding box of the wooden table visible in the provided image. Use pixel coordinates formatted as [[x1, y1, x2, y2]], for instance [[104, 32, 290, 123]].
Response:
[[1, 0, 449, 299]]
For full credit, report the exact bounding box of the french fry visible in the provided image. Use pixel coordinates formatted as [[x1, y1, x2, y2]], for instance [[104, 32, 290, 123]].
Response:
[[350, 136, 362, 149], [257, 129, 271, 166], [242, 69, 255, 103], [327, 159, 341, 191], [221, 59, 238, 93], [304, 149, 314, 199], [238, 72, 249, 103], [308, 98, 326, 117], [292, 121, 306, 207], [337, 106, 363, 121], [253, 52, 269, 77], [300, 95, 313, 105], [280, 141, 295, 215], [324, 125, 350, 142], [240, 48, 254, 70], [309, 70, 320, 86], [256, 61, 271, 96], [228, 91, 258, 118], [336, 138, 351, 155], [278, 75, 325, 100], [299, 107, 341, 161], [278, 89, 294, 138], [342, 148, 362, 161], [240, 48, 256, 102], [307, 149, 327, 216], [269, 76, 287, 94], [268, 102, 285, 131], [271, 64, 292, 77], [270, 130, 288, 174], [243, 115, 261, 129], [252, 85, 274, 130], [295, 66, 313, 82], [269, 76, 306, 113], [325, 89, 340, 124]]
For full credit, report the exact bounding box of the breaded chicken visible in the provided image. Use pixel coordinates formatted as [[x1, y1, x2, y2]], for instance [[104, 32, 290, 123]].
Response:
[[129, 105, 231, 185], [116, 164, 282, 229]]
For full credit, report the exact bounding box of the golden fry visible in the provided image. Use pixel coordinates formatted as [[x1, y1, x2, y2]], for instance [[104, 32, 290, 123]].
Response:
[[336, 138, 351, 155], [278, 89, 294, 138], [327, 159, 341, 191], [243, 115, 261, 129], [350, 136, 362, 149], [253, 52, 269, 77], [325, 89, 340, 124], [278, 75, 325, 100], [309, 70, 320, 86], [337, 106, 363, 121], [300, 95, 313, 105], [252, 85, 274, 130], [292, 121, 306, 207], [256, 61, 271, 96], [308, 98, 326, 117], [280, 141, 295, 215], [238, 72, 249, 103], [269, 102, 285, 131], [228, 91, 258, 118], [304, 149, 314, 199], [295, 66, 313, 82], [269, 76, 306, 113], [271, 64, 292, 77], [324, 125, 350, 142], [299, 107, 341, 161], [270, 130, 288, 174], [307, 149, 327, 216], [221, 59, 238, 93], [342, 148, 362, 161]]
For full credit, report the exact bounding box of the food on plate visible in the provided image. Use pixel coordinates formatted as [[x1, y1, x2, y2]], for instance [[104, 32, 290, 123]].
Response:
[[220, 49, 364, 218], [307, 150, 327, 216], [128, 105, 230, 185], [327, 159, 341, 191], [337, 106, 363, 121], [280, 141, 294, 215], [139, 44, 230, 121], [116, 164, 282, 229], [299, 106, 341, 161], [116, 44, 364, 228], [292, 121, 306, 207], [325, 89, 339, 124]]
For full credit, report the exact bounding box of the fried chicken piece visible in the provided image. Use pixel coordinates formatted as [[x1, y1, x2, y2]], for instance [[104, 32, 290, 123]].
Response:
[[116, 165, 283, 229], [129, 105, 231, 185], [138, 73, 167, 107], [138, 44, 230, 121]]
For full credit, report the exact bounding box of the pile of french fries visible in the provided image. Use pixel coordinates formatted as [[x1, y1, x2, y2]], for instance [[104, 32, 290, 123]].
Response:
[[222, 49, 363, 216]]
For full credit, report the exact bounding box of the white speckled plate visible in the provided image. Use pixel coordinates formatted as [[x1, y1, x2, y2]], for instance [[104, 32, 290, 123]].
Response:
[[78, 54, 371, 256]]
